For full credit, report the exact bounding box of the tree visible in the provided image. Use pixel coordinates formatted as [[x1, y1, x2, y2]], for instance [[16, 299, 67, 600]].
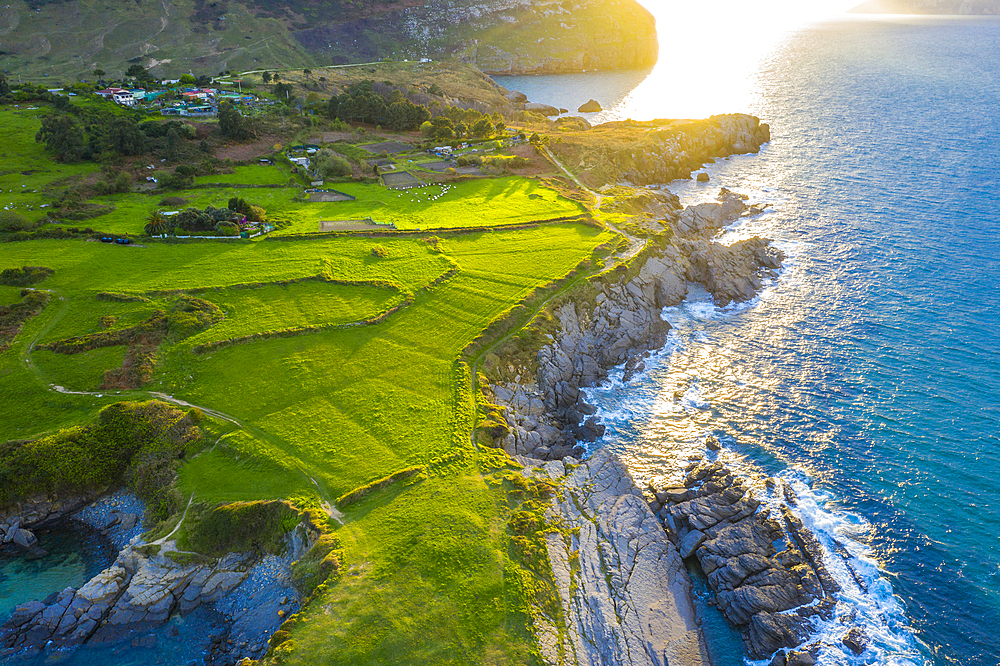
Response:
[[273, 82, 294, 104], [108, 117, 145, 156], [303, 69, 312, 78], [144, 211, 172, 236], [35, 114, 87, 162], [472, 118, 494, 138], [314, 150, 352, 179], [93, 69, 106, 80], [262, 71, 272, 84], [126, 64, 150, 82], [179, 74, 196, 85], [0, 72, 9, 97], [218, 102, 255, 140], [165, 127, 182, 161], [454, 121, 468, 138]]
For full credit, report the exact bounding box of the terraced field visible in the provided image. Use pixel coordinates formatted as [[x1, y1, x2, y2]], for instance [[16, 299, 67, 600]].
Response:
[[0, 220, 613, 663]]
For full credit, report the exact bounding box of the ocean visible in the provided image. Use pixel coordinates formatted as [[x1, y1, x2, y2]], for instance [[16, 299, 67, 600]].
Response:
[[500, 14, 1000, 666]]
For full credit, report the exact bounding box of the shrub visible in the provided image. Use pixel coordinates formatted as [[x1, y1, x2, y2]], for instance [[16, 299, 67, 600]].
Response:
[[183, 500, 300, 557], [215, 221, 238, 236], [371, 244, 388, 258], [0, 211, 35, 232], [315, 150, 352, 179], [0, 400, 200, 508], [0, 266, 53, 286], [247, 205, 266, 223]]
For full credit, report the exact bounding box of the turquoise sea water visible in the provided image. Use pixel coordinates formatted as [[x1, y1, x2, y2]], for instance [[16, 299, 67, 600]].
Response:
[[506, 15, 1000, 666]]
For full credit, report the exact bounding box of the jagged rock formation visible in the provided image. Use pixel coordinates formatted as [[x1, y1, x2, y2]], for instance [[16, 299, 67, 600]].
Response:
[[650, 462, 839, 660], [0, 527, 314, 664], [519, 449, 710, 666], [0, 0, 657, 79], [851, 0, 1000, 13], [487, 189, 783, 460]]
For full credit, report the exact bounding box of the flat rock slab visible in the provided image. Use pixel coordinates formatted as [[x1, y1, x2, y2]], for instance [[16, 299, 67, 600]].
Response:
[[526, 448, 710, 666]]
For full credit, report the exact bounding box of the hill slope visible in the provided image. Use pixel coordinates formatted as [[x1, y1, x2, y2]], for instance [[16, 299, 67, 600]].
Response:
[[850, 0, 1000, 13], [0, 0, 657, 80]]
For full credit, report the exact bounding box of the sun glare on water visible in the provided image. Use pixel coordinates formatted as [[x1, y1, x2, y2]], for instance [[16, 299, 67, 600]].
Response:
[[605, 0, 861, 120]]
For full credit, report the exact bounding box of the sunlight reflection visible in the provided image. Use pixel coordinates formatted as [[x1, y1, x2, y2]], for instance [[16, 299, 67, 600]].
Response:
[[596, 0, 861, 120]]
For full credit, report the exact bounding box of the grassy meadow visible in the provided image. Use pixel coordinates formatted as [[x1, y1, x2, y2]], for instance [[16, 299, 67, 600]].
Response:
[[0, 221, 613, 663], [0, 84, 623, 663]]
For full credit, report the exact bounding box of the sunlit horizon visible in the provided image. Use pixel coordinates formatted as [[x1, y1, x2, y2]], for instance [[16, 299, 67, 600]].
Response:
[[595, 0, 862, 120]]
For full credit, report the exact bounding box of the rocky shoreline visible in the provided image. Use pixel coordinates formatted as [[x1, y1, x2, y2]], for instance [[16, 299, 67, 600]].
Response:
[[0, 491, 315, 665], [488, 188, 783, 462], [518, 449, 711, 666], [479, 182, 859, 662]]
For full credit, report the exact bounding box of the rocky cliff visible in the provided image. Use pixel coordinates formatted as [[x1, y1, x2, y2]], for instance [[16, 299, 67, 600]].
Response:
[[651, 462, 841, 661], [518, 449, 710, 666], [553, 115, 771, 188], [850, 0, 1000, 13], [0, 0, 657, 80], [486, 188, 783, 461], [0, 521, 314, 664]]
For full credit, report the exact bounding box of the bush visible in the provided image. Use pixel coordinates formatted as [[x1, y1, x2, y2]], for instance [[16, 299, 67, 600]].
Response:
[[215, 221, 238, 236], [183, 500, 300, 557], [315, 149, 352, 179], [0, 400, 200, 508], [0, 266, 53, 286], [248, 205, 266, 223], [371, 245, 388, 258], [0, 211, 35, 232]]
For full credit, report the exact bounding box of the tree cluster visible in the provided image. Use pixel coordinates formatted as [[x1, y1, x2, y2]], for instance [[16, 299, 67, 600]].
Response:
[[35, 108, 199, 163], [327, 81, 431, 131], [218, 101, 257, 141], [420, 105, 506, 141]]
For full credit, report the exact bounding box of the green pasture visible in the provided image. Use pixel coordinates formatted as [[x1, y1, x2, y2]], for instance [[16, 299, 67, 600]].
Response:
[[188, 281, 405, 347], [32, 346, 127, 392], [1, 216, 611, 662], [0, 109, 100, 224], [44, 175, 583, 236], [192, 165, 294, 187]]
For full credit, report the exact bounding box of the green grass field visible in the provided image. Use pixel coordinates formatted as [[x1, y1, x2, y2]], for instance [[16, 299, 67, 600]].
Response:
[[69, 175, 584, 236], [0, 109, 100, 225], [0, 92, 621, 663], [0, 221, 610, 662]]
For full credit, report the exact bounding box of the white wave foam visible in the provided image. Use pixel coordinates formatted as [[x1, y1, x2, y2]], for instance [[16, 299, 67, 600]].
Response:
[[745, 470, 931, 666], [680, 382, 710, 411]]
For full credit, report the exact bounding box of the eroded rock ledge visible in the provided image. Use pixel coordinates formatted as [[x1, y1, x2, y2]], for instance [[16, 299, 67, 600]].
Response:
[[518, 448, 711, 666]]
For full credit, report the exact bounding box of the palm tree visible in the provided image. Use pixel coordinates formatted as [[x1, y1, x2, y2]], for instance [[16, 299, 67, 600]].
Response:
[[144, 211, 171, 237]]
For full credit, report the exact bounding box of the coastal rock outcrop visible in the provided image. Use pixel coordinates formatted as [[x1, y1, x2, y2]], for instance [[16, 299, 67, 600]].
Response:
[[519, 449, 710, 666], [525, 102, 562, 116], [554, 114, 772, 187], [578, 99, 603, 113], [651, 462, 840, 659], [0, 524, 316, 664]]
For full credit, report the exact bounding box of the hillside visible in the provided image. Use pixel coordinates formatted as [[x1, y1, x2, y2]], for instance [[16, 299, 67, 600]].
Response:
[[0, 0, 658, 81], [850, 0, 1000, 13]]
